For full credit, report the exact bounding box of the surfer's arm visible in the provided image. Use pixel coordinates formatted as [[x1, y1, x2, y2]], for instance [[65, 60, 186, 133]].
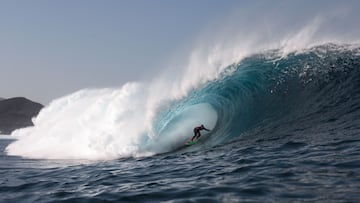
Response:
[[204, 128, 210, 131]]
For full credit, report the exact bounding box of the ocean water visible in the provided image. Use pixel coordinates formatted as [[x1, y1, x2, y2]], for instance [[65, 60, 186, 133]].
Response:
[[1, 44, 360, 202]]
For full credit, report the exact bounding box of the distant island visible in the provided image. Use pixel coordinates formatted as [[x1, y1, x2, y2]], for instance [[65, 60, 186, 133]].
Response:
[[0, 97, 43, 134]]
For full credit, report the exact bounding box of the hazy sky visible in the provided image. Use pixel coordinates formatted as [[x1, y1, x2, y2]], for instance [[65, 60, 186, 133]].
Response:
[[1, 1, 359, 104], [0, 0, 242, 104]]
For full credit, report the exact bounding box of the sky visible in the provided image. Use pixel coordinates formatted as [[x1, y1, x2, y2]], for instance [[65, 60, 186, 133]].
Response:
[[0, 0, 243, 104], [0, 0, 359, 104]]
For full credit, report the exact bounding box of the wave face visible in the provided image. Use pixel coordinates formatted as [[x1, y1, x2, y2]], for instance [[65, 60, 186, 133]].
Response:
[[154, 44, 360, 148], [6, 44, 360, 159]]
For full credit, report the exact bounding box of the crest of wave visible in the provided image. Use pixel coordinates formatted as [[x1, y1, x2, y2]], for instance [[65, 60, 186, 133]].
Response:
[[166, 0, 360, 100]]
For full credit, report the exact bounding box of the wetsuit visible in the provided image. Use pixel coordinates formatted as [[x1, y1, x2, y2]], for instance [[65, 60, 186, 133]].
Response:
[[191, 125, 210, 141]]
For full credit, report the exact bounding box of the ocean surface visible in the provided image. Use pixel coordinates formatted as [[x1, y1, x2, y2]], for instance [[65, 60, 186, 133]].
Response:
[[1, 44, 360, 202]]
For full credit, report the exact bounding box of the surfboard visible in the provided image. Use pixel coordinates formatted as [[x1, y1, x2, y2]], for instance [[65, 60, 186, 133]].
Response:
[[184, 139, 198, 146]]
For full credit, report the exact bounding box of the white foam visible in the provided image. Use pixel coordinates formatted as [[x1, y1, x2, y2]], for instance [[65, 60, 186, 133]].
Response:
[[6, 83, 151, 159]]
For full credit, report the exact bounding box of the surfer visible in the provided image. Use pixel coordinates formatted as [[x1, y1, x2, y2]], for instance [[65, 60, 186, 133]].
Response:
[[191, 124, 210, 141]]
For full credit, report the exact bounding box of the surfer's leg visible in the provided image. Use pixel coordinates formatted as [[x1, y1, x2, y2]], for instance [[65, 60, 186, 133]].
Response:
[[191, 130, 197, 141], [196, 132, 201, 140]]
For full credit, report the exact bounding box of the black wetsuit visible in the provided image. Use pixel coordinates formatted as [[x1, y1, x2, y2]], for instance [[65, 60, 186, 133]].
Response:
[[192, 126, 210, 141]]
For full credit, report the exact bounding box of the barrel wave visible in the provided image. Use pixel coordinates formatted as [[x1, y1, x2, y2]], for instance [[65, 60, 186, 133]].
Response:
[[6, 43, 360, 159], [153, 43, 360, 150]]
